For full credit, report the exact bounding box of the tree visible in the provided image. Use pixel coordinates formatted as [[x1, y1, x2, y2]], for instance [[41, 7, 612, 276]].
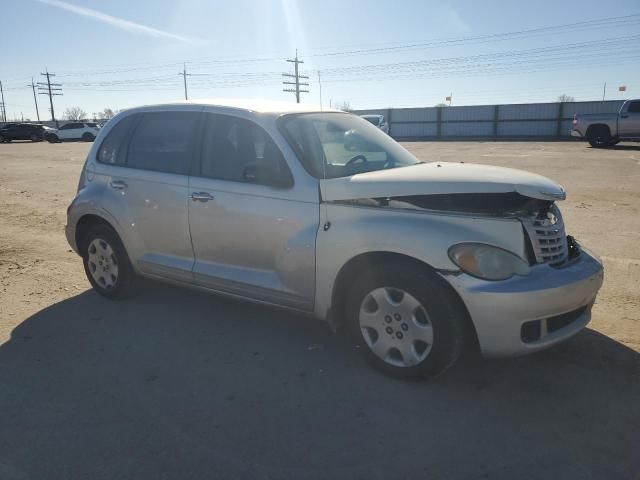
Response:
[[557, 94, 575, 103], [102, 108, 115, 119], [64, 106, 87, 120]]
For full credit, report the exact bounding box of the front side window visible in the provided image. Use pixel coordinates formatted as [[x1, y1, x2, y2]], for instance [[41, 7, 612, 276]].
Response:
[[281, 113, 419, 179], [199, 114, 292, 187], [126, 111, 199, 175], [627, 101, 640, 113]]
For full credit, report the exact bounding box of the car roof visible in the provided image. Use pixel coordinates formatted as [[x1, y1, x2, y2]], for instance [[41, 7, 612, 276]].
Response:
[[360, 114, 383, 118], [127, 98, 342, 114]]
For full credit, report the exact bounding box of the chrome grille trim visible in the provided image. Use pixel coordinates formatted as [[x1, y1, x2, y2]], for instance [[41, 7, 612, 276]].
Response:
[[520, 204, 568, 266]]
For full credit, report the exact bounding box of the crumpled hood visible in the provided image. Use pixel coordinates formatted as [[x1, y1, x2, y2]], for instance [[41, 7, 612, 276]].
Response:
[[320, 162, 566, 202]]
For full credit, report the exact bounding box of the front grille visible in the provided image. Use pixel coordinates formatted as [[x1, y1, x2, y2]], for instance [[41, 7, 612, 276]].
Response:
[[521, 204, 569, 266]]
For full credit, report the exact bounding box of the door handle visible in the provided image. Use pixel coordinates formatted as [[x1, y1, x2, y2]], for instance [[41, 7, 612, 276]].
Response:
[[190, 192, 214, 202], [109, 180, 127, 190]]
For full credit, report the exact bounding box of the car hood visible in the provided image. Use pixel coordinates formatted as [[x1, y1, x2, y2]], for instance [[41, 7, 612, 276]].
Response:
[[320, 162, 566, 202]]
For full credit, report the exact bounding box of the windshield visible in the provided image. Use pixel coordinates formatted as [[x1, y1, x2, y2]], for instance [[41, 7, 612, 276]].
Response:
[[362, 116, 381, 126], [280, 113, 419, 179]]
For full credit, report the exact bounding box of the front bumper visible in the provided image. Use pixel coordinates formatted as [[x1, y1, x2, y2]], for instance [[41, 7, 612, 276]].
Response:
[[443, 247, 604, 357]]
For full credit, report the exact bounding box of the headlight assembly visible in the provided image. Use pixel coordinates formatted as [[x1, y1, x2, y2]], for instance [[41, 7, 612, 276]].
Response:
[[448, 243, 530, 281]]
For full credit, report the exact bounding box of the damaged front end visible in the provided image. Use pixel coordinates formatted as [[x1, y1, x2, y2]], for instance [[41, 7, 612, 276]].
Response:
[[335, 191, 578, 268]]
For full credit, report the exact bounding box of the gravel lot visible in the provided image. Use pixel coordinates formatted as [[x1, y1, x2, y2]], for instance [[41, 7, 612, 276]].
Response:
[[0, 140, 638, 479]]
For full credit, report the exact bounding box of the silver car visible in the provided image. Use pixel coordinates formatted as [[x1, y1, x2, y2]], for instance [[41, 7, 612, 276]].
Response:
[[65, 99, 604, 379]]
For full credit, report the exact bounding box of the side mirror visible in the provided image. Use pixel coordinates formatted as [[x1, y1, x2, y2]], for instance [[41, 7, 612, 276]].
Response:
[[243, 162, 293, 188]]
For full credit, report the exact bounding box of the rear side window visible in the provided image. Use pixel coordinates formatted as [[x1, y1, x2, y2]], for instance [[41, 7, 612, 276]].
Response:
[[127, 111, 199, 175], [627, 101, 640, 113], [97, 114, 141, 166]]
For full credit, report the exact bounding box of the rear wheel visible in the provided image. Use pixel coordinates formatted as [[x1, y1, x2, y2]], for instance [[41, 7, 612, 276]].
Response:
[[346, 261, 465, 380], [82, 132, 95, 142], [81, 224, 134, 299], [47, 134, 59, 143], [587, 125, 611, 148], [0, 134, 5, 143]]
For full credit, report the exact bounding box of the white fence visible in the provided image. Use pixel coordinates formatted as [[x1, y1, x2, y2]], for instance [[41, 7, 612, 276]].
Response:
[[354, 100, 625, 139]]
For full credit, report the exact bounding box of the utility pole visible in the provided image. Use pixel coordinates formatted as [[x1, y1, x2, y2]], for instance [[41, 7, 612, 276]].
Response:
[[38, 69, 63, 128], [282, 50, 309, 103], [317, 71, 323, 110], [27, 78, 41, 122], [178, 63, 191, 100], [602, 81, 607, 101], [0, 80, 6, 123]]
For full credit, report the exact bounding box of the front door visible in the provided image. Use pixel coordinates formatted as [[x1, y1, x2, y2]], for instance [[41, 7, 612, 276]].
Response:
[[188, 113, 319, 310], [618, 100, 640, 138]]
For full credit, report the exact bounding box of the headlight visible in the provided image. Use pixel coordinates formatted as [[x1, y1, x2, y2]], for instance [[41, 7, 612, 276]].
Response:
[[448, 243, 530, 281]]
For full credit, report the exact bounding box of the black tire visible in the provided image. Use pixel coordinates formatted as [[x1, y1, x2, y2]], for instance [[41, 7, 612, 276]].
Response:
[[0, 134, 5, 143], [82, 132, 95, 142], [81, 224, 135, 299], [587, 125, 611, 148], [30, 133, 40, 142], [346, 261, 466, 380], [47, 134, 59, 143]]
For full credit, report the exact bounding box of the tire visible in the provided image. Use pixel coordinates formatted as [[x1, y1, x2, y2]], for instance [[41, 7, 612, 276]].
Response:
[[81, 224, 135, 299], [346, 261, 465, 380], [587, 125, 611, 148], [30, 134, 40, 142], [47, 134, 59, 143], [82, 132, 95, 142], [0, 134, 5, 143]]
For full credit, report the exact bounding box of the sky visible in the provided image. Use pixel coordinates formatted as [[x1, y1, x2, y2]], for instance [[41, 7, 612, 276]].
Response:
[[1, 0, 639, 121]]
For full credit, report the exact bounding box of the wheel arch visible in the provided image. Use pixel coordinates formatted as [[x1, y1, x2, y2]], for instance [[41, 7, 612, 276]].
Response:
[[329, 250, 478, 349], [586, 123, 611, 138], [75, 214, 120, 256]]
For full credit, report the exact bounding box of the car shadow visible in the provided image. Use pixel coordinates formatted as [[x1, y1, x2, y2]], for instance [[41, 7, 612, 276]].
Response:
[[589, 144, 640, 151], [1, 283, 638, 480]]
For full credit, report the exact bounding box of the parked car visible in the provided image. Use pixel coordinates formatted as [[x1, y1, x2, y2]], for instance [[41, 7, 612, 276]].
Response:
[[360, 114, 389, 134], [571, 99, 640, 147], [45, 122, 100, 143], [0, 123, 48, 142], [65, 100, 603, 379]]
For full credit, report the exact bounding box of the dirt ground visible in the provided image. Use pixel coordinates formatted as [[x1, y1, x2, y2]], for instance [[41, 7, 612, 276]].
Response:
[[0, 140, 638, 479]]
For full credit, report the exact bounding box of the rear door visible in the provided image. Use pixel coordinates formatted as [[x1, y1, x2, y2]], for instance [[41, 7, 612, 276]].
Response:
[[188, 113, 319, 310], [618, 101, 640, 137], [94, 109, 201, 280]]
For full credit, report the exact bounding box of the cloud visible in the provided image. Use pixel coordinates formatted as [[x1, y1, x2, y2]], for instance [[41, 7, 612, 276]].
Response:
[[35, 0, 196, 44]]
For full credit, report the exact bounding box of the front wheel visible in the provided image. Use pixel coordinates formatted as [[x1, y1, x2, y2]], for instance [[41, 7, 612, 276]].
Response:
[[82, 224, 135, 299], [82, 132, 95, 142], [346, 262, 466, 380], [47, 134, 59, 143], [0, 134, 5, 143]]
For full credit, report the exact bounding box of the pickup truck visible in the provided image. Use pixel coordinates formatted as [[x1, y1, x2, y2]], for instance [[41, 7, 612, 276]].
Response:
[[571, 99, 640, 147]]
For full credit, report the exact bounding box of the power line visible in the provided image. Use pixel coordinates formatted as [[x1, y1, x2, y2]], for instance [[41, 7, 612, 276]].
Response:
[[282, 50, 309, 103], [37, 69, 63, 127]]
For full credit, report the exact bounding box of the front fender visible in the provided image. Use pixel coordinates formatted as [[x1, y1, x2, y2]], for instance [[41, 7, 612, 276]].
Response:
[[314, 203, 526, 319]]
